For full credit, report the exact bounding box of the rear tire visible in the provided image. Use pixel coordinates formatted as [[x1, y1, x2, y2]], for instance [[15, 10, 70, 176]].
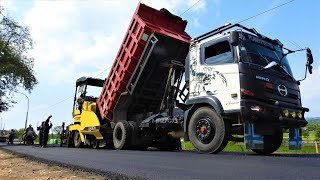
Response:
[[251, 129, 283, 155], [128, 121, 149, 150], [113, 121, 131, 150], [188, 107, 230, 154]]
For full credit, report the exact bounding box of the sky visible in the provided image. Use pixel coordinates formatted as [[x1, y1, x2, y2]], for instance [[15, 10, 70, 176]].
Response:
[[0, 0, 319, 130]]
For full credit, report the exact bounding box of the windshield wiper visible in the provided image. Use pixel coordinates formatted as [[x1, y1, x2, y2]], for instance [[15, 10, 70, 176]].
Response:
[[263, 61, 295, 80], [272, 51, 295, 80], [246, 50, 294, 80]]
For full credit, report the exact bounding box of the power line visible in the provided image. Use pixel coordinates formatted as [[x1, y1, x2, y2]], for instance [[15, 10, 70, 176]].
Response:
[[179, 0, 202, 16], [289, 40, 303, 49], [237, 0, 295, 24], [29, 96, 73, 113], [29, 66, 111, 112], [93, 66, 111, 78]]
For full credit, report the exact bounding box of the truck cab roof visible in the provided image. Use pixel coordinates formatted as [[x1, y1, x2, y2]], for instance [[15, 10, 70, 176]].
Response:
[[192, 23, 284, 49], [76, 77, 104, 87]]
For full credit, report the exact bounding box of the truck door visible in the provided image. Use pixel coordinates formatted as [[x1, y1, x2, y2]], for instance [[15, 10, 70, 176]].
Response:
[[189, 37, 241, 112]]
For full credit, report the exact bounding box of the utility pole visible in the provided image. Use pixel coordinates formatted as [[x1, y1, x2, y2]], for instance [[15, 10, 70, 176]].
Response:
[[15, 91, 29, 145]]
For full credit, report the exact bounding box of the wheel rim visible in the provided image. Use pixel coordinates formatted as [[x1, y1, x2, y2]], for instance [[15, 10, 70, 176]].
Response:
[[195, 117, 215, 144]]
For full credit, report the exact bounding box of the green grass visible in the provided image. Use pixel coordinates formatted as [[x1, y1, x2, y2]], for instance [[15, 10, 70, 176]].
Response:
[[181, 140, 194, 150], [181, 141, 319, 154], [276, 144, 318, 154], [283, 132, 317, 142]]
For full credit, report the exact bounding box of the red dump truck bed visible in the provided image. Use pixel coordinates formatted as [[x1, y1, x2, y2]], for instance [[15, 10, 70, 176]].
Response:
[[97, 3, 191, 122]]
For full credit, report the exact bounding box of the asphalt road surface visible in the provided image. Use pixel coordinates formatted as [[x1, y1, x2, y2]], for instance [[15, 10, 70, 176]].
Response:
[[1, 144, 319, 180]]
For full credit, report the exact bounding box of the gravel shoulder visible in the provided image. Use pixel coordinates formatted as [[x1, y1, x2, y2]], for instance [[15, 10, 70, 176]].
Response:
[[0, 148, 105, 180]]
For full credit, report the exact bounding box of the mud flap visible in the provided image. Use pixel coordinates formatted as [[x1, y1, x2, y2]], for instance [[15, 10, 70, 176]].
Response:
[[244, 122, 264, 149], [289, 128, 302, 150]]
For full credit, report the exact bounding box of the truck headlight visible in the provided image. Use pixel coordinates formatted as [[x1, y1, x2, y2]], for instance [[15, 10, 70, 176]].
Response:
[[88, 126, 97, 131]]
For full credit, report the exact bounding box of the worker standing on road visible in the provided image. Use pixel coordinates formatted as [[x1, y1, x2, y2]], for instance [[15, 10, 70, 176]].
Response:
[[25, 124, 34, 134], [8, 129, 15, 144], [42, 115, 53, 148], [25, 124, 36, 144], [37, 121, 45, 147]]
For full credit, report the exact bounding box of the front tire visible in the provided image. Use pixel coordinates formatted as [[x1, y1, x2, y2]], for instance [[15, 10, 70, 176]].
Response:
[[251, 129, 283, 155], [188, 107, 230, 154]]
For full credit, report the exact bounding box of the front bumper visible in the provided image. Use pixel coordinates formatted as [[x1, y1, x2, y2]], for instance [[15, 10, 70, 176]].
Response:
[[240, 99, 308, 128]]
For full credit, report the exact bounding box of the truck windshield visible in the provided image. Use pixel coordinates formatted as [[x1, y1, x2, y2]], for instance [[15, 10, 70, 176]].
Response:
[[77, 85, 102, 98], [240, 41, 293, 76]]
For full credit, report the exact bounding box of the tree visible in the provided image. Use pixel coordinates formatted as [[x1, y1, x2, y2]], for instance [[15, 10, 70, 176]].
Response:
[[307, 124, 317, 131], [15, 128, 25, 140], [302, 127, 310, 141], [0, 6, 38, 112]]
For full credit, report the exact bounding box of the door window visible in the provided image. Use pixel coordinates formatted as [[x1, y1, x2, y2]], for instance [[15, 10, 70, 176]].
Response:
[[204, 41, 233, 65]]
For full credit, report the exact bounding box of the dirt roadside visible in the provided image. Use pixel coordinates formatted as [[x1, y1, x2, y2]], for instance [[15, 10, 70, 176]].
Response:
[[0, 149, 105, 180]]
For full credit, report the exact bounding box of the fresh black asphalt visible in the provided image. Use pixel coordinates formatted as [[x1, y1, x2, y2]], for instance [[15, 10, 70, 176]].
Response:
[[1, 144, 319, 180]]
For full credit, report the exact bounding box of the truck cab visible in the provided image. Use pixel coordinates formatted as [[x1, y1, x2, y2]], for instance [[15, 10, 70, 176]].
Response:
[[184, 23, 313, 154]]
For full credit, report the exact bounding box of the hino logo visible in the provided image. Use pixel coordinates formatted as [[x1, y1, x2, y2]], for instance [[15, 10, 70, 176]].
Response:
[[255, 75, 269, 82], [278, 84, 288, 96]]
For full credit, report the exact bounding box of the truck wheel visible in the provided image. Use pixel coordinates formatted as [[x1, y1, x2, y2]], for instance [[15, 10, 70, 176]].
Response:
[[188, 107, 230, 154], [113, 121, 131, 150], [73, 131, 83, 148], [128, 121, 146, 149], [251, 129, 283, 155]]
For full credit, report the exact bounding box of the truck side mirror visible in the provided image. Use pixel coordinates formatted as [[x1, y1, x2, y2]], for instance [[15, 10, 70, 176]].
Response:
[[306, 48, 313, 74], [306, 48, 313, 65], [230, 31, 239, 46]]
